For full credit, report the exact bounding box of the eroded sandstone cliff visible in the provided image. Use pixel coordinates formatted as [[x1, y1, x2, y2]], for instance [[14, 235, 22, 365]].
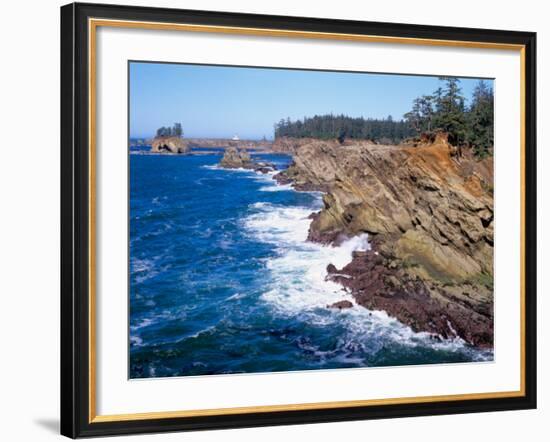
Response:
[[274, 136, 494, 347], [272, 136, 324, 154]]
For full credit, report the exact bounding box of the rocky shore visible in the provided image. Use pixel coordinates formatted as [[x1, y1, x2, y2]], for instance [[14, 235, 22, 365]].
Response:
[[274, 135, 494, 347]]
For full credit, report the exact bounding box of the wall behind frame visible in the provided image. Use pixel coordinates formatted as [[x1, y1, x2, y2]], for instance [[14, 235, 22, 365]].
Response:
[[0, 0, 545, 441]]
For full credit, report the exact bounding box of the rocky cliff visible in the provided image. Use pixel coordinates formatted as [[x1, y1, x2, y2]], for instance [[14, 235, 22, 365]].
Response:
[[272, 136, 322, 154], [151, 136, 190, 154], [275, 136, 494, 347]]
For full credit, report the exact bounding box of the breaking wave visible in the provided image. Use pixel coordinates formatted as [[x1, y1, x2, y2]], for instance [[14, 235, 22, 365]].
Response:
[[243, 197, 492, 363]]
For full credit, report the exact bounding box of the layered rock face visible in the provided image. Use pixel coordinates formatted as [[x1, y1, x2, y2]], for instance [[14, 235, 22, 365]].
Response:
[[272, 136, 324, 154], [151, 136, 190, 154], [275, 137, 494, 347]]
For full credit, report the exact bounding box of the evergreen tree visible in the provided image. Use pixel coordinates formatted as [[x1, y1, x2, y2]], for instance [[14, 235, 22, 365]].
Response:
[[403, 77, 494, 158], [432, 77, 467, 145], [156, 123, 184, 138], [173, 122, 183, 137], [404, 95, 434, 133], [468, 80, 494, 157]]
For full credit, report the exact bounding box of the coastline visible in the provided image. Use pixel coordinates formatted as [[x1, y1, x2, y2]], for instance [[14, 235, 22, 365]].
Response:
[[130, 148, 278, 156], [129, 150, 492, 378], [269, 138, 494, 349], [217, 153, 492, 355]]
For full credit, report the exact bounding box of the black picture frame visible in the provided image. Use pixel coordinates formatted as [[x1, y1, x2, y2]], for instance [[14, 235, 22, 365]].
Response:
[[61, 2, 537, 438]]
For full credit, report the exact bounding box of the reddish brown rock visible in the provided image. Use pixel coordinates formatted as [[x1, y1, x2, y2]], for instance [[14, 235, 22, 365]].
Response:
[[277, 137, 494, 347], [328, 300, 354, 310], [334, 245, 493, 347]]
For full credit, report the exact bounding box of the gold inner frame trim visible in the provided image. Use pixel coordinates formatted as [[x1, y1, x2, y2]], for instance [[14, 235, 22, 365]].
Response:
[[88, 17, 527, 424]]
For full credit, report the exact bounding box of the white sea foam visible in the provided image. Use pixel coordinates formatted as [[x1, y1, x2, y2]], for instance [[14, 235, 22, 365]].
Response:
[[131, 254, 174, 284], [244, 201, 370, 313], [174, 325, 217, 343], [130, 335, 143, 346], [227, 292, 246, 301], [243, 199, 486, 358], [130, 317, 154, 331], [259, 183, 294, 192], [131, 309, 187, 335], [131, 258, 160, 283], [201, 164, 253, 173], [131, 258, 154, 273]]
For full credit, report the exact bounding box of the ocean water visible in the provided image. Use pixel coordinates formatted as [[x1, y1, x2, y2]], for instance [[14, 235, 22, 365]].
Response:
[[129, 151, 492, 378]]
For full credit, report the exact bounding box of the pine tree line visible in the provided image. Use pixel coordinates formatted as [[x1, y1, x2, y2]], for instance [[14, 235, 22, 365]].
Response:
[[155, 122, 183, 138], [274, 115, 413, 144]]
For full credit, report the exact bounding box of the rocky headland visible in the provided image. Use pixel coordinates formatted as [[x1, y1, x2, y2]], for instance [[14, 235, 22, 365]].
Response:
[[150, 136, 190, 154], [219, 146, 277, 174], [274, 135, 494, 347]]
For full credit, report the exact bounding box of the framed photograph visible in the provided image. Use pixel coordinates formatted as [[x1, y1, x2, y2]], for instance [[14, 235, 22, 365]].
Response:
[[60, 2, 536, 438]]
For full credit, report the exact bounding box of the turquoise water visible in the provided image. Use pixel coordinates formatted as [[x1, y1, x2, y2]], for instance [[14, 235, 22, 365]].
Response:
[[129, 151, 491, 378]]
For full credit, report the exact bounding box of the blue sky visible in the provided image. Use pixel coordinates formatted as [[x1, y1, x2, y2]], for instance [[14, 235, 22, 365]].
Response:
[[130, 62, 491, 139]]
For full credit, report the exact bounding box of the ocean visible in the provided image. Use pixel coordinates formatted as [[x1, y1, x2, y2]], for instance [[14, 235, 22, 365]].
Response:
[[129, 150, 492, 378]]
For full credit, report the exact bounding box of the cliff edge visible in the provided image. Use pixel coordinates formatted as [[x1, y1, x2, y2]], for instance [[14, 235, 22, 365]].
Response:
[[275, 136, 494, 347]]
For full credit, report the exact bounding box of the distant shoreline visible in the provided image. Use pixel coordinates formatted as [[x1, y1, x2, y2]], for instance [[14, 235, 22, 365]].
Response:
[[129, 148, 280, 156]]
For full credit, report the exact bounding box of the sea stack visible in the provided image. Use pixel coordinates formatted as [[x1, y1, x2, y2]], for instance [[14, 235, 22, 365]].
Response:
[[219, 147, 277, 174], [151, 136, 190, 154], [219, 146, 253, 168]]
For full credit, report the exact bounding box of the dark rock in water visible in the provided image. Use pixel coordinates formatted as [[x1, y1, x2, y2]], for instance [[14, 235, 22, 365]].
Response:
[[254, 162, 277, 174], [219, 148, 277, 173], [326, 263, 338, 274], [219, 146, 253, 169], [328, 300, 353, 310], [273, 171, 293, 185]]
